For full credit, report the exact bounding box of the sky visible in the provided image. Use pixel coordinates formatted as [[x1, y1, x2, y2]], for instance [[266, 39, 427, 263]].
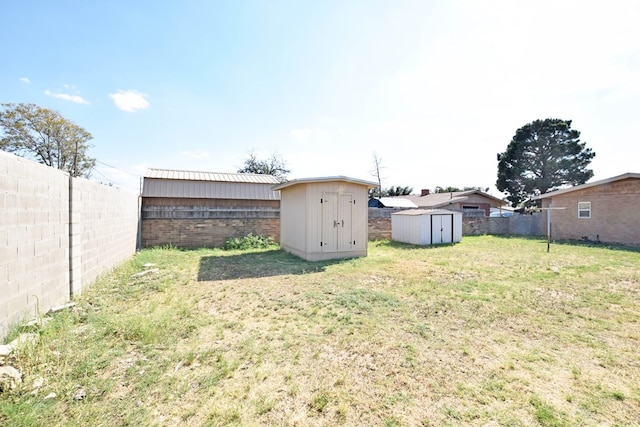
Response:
[[1, 0, 639, 196]]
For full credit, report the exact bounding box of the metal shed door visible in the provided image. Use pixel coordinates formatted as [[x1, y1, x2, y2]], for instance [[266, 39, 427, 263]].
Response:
[[431, 214, 453, 244]]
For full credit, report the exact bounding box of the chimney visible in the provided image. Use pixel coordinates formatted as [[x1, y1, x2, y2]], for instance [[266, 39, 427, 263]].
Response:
[[421, 189, 430, 196]]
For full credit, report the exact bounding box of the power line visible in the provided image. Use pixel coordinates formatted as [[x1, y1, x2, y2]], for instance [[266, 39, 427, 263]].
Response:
[[94, 160, 143, 178], [92, 160, 143, 192]]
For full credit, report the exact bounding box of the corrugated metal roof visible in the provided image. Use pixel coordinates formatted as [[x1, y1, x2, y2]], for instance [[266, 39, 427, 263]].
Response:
[[145, 168, 281, 184]]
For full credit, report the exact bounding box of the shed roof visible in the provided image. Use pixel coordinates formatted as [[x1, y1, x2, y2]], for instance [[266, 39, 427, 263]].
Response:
[[273, 176, 377, 191], [145, 168, 280, 184], [392, 209, 459, 216], [533, 172, 640, 199]]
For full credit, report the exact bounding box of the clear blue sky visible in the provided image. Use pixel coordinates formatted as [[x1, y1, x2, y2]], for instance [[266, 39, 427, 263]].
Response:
[[2, 0, 639, 195]]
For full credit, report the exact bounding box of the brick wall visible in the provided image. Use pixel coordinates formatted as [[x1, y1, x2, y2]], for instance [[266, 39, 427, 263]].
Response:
[[1, 151, 140, 338], [142, 217, 280, 248], [541, 178, 640, 246], [141, 198, 281, 248]]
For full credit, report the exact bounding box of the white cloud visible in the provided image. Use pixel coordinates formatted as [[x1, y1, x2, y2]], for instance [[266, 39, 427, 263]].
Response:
[[20, 77, 31, 84], [44, 90, 90, 105], [109, 90, 150, 112]]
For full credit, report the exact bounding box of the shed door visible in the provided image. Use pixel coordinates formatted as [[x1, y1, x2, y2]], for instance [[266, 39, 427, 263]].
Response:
[[321, 192, 353, 252], [338, 193, 353, 251], [431, 214, 453, 244]]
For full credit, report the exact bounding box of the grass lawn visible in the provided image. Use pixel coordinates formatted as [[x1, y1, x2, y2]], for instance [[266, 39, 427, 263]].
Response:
[[2, 235, 640, 426]]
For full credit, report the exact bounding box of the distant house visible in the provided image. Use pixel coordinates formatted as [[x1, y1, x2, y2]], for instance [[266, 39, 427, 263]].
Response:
[[141, 168, 280, 248], [368, 197, 418, 209], [388, 189, 506, 217], [534, 172, 640, 247]]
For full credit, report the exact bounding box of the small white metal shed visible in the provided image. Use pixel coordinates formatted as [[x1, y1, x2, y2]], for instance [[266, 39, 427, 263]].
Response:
[[392, 209, 462, 245], [273, 176, 377, 261]]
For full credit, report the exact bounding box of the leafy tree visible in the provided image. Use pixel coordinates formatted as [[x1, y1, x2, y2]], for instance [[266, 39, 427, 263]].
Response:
[[0, 103, 95, 177], [368, 185, 413, 198], [496, 118, 595, 207], [435, 186, 487, 193], [435, 186, 461, 193], [237, 151, 290, 182], [463, 186, 488, 192], [384, 185, 413, 196]]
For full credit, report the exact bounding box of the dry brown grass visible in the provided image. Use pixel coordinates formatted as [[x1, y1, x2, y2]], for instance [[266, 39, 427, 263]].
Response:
[[2, 236, 639, 426]]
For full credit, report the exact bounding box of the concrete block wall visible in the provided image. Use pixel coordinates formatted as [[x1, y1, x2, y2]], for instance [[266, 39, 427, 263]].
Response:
[[1, 151, 140, 339], [368, 217, 392, 240], [1, 151, 70, 338], [368, 207, 543, 239], [509, 213, 543, 236], [463, 217, 510, 235], [368, 208, 403, 240], [73, 179, 140, 294]]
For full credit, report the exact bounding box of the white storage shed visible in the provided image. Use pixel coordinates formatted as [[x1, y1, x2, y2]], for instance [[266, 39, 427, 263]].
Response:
[[273, 176, 377, 261], [392, 209, 462, 245]]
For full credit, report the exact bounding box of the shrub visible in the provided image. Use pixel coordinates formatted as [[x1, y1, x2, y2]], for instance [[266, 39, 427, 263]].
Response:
[[224, 233, 277, 250]]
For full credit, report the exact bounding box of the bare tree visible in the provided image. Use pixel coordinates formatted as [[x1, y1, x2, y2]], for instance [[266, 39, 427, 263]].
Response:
[[370, 151, 384, 198]]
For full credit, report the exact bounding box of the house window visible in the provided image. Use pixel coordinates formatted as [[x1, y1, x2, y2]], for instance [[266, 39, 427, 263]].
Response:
[[578, 202, 591, 219]]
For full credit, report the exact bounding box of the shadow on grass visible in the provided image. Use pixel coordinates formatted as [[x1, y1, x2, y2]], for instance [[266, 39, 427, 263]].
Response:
[[374, 234, 640, 254], [549, 238, 640, 254], [197, 249, 347, 281], [488, 234, 640, 253], [371, 239, 458, 250]]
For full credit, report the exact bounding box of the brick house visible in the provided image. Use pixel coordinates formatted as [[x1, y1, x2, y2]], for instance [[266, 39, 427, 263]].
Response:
[[141, 168, 280, 248], [390, 189, 506, 217], [534, 172, 640, 246]]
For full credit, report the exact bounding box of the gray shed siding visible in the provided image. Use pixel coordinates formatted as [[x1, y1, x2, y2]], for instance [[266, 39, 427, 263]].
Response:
[[143, 178, 280, 200]]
